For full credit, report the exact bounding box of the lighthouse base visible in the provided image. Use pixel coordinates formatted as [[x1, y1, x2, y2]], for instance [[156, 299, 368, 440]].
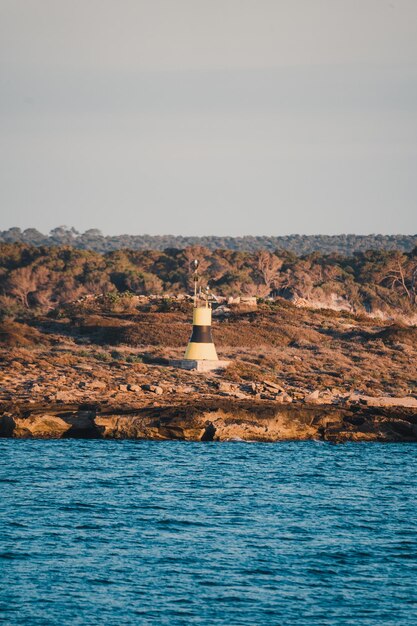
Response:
[[169, 359, 230, 372]]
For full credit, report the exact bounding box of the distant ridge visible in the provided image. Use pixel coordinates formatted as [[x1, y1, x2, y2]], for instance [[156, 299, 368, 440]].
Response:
[[1, 227, 416, 255]]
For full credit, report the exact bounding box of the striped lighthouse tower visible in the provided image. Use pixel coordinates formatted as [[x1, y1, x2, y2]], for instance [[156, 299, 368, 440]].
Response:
[[184, 260, 218, 361]]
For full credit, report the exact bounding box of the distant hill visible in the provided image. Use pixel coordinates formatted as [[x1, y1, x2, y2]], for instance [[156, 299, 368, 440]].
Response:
[[1, 227, 416, 255]]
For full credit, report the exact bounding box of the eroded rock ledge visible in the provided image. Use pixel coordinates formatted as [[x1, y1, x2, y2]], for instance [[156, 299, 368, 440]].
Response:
[[1, 399, 417, 442]]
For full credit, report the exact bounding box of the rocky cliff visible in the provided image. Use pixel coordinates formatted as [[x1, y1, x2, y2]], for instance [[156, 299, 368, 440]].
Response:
[[1, 399, 416, 442]]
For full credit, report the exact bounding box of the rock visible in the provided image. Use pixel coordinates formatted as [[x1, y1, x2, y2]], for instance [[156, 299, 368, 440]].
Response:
[[304, 390, 321, 403], [305, 391, 334, 405], [362, 396, 417, 408], [142, 384, 163, 395], [89, 380, 107, 390], [263, 380, 285, 393], [276, 392, 293, 403], [19, 414, 71, 438], [128, 384, 142, 393], [212, 305, 231, 317], [217, 382, 235, 393], [2, 399, 417, 442], [346, 392, 362, 404], [171, 386, 194, 394], [292, 391, 307, 400], [240, 296, 257, 306], [119, 384, 129, 392], [0, 414, 17, 437], [55, 391, 73, 402]]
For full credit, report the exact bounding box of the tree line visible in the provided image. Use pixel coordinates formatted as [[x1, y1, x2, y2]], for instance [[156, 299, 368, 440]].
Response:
[[1, 227, 416, 256]]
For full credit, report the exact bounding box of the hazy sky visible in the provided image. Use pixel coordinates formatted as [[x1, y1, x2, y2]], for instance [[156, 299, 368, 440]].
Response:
[[1, 0, 416, 236]]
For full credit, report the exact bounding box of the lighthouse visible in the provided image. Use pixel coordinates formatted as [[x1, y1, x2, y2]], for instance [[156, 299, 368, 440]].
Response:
[[169, 259, 229, 371], [184, 297, 218, 360], [184, 260, 218, 361]]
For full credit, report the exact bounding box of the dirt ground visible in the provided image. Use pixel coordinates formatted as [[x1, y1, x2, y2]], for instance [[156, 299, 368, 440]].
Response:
[[1, 301, 416, 408]]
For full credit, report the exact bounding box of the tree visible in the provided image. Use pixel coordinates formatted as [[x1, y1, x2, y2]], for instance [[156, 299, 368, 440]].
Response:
[[49, 226, 76, 246], [381, 253, 417, 304], [143, 273, 164, 295], [8, 266, 39, 307], [242, 282, 270, 298], [256, 251, 283, 293]]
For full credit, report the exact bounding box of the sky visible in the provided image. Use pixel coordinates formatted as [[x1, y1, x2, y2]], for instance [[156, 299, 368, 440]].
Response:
[[1, 0, 416, 236]]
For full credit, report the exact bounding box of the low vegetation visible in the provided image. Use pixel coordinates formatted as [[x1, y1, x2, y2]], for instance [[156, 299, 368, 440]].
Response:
[[0, 297, 416, 401]]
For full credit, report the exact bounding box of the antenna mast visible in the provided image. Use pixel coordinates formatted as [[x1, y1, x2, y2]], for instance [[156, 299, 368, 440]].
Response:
[[193, 259, 199, 308]]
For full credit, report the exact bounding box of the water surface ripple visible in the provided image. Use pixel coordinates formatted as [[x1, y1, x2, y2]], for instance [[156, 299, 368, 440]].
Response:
[[1, 441, 417, 625]]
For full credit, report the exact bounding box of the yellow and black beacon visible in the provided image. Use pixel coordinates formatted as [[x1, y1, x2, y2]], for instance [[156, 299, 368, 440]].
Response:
[[184, 260, 218, 361]]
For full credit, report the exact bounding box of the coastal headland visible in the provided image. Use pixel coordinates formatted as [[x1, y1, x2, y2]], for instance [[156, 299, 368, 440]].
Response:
[[1, 295, 416, 441], [1, 242, 416, 441]]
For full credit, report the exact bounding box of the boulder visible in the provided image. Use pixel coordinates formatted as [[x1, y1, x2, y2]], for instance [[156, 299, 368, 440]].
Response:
[[276, 392, 293, 403], [128, 384, 142, 393], [19, 414, 71, 438], [142, 384, 163, 395]]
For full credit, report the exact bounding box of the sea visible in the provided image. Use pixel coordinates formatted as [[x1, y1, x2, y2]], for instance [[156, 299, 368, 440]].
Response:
[[1, 440, 417, 626]]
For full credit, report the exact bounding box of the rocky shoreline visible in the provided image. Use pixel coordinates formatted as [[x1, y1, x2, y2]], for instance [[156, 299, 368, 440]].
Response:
[[1, 300, 416, 443], [1, 398, 417, 442]]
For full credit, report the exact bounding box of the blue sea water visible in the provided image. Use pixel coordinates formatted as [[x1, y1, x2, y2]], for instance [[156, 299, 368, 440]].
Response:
[[1, 441, 417, 626]]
